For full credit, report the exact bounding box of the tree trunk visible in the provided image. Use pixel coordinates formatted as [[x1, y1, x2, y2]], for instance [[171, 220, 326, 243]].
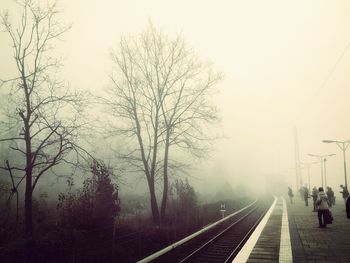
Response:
[[148, 178, 160, 223], [160, 132, 170, 221], [149, 110, 160, 223], [23, 96, 33, 237], [24, 127, 33, 237], [24, 174, 33, 237]]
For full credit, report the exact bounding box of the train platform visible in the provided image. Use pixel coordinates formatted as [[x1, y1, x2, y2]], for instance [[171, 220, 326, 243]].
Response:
[[234, 196, 350, 263]]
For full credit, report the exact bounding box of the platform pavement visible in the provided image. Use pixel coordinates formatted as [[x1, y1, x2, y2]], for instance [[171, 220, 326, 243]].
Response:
[[245, 196, 350, 263], [288, 197, 350, 262]]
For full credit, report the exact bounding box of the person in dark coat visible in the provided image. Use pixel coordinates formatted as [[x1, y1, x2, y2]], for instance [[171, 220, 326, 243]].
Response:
[[326, 187, 334, 207], [340, 184, 349, 204], [303, 186, 309, 206], [288, 187, 294, 204], [311, 187, 318, 212], [330, 187, 335, 206], [299, 187, 304, 201], [346, 196, 350, 219]]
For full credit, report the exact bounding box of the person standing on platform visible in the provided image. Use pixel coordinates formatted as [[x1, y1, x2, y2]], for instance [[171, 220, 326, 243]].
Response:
[[340, 185, 349, 204], [299, 187, 304, 201], [326, 187, 335, 207], [316, 187, 331, 228], [303, 186, 309, 206], [288, 187, 294, 204], [326, 187, 331, 202], [311, 187, 318, 212], [330, 187, 335, 206]]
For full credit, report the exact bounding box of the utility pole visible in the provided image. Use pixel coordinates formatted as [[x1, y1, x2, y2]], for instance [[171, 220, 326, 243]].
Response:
[[294, 128, 302, 191], [308, 154, 335, 188], [323, 140, 350, 189]]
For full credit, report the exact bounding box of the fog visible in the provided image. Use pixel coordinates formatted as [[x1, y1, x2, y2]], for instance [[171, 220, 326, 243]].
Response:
[[1, 0, 350, 198]]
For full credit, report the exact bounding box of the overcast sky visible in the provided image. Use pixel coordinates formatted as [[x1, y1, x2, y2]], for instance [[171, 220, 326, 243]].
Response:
[[1, 0, 350, 194]]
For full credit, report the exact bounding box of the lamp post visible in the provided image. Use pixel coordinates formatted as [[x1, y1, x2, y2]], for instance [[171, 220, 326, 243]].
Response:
[[323, 140, 350, 189], [322, 155, 335, 187], [308, 154, 335, 188]]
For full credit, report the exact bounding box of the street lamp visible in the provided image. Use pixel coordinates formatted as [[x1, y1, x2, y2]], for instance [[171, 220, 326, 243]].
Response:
[[308, 154, 335, 188], [323, 139, 350, 189], [322, 155, 335, 187]]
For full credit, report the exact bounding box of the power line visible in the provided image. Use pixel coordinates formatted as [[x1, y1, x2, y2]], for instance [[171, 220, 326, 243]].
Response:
[[315, 41, 350, 98], [296, 40, 350, 121]]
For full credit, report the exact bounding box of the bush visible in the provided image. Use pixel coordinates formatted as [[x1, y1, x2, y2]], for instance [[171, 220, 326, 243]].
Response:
[[57, 161, 120, 229], [167, 179, 198, 233]]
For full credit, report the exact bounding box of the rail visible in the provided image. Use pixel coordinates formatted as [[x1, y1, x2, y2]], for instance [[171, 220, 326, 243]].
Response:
[[179, 205, 258, 262], [224, 198, 274, 262], [136, 199, 258, 263]]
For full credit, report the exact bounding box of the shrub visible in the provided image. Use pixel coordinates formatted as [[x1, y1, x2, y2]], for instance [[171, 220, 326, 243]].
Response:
[[57, 161, 120, 229], [167, 179, 198, 231]]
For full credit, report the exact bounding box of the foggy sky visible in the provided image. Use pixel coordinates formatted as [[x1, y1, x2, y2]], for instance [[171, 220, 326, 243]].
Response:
[[1, 0, 350, 195]]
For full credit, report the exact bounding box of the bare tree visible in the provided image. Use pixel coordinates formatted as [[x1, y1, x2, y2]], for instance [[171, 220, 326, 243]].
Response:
[[159, 60, 221, 219], [0, 0, 84, 237], [106, 23, 221, 223]]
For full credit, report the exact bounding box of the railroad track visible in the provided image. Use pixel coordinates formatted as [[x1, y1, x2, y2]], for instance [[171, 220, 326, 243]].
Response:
[[138, 198, 273, 263]]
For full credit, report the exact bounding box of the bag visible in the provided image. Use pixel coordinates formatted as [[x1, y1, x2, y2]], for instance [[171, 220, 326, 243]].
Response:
[[324, 210, 333, 224]]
